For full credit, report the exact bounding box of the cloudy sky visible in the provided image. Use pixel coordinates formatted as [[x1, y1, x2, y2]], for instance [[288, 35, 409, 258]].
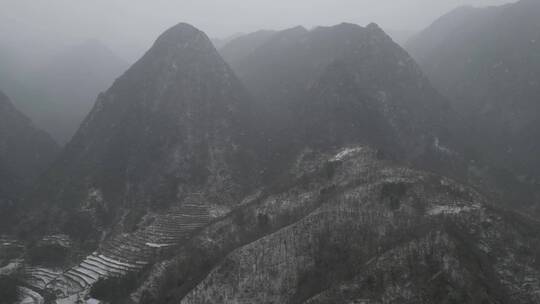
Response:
[[0, 0, 515, 62]]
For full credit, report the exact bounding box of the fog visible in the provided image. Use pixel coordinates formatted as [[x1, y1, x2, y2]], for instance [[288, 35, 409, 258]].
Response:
[[2, 0, 540, 301], [0, 0, 515, 63]]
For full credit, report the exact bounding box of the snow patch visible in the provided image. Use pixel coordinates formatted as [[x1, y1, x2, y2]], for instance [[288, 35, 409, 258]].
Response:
[[428, 204, 479, 216], [145, 242, 172, 248], [0, 260, 20, 275], [208, 204, 230, 218], [98, 255, 137, 268], [74, 267, 99, 281], [331, 147, 364, 162]]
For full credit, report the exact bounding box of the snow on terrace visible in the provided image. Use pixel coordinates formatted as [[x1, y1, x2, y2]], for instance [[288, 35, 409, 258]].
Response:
[[427, 203, 481, 216], [98, 254, 136, 267], [18, 286, 44, 304], [145, 242, 173, 248], [86, 298, 101, 304]]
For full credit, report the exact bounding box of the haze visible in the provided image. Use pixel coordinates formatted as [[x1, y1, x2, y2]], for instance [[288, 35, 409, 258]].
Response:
[[1, 0, 515, 64], [2, 0, 540, 302]]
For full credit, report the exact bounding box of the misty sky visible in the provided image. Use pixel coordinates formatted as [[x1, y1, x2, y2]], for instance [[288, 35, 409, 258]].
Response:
[[0, 0, 515, 63]]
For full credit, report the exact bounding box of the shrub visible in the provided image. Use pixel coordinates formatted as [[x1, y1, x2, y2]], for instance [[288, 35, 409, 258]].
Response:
[[27, 244, 69, 266], [90, 274, 138, 302], [380, 182, 409, 210], [0, 276, 19, 304], [62, 212, 97, 242]]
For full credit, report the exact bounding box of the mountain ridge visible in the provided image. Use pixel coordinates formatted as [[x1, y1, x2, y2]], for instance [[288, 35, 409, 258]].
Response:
[[406, 0, 540, 214], [0, 39, 128, 144], [21, 22, 258, 243], [0, 90, 59, 231], [223, 22, 465, 182], [2, 19, 539, 304]]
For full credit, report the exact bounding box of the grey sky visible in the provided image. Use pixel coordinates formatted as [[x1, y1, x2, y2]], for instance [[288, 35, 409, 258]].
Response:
[[0, 0, 515, 63]]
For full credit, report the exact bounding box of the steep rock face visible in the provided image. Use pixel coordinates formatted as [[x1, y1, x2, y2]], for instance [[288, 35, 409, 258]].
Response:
[[26, 23, 256, 238], [0, 91, 58, 207], [132, 146, 540, 304], [406, 0, 540, 211]]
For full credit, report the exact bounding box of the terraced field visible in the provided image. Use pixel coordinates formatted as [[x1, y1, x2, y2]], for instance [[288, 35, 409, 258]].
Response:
[[18, 286, 44, 304], [20, 202, 210, 301]]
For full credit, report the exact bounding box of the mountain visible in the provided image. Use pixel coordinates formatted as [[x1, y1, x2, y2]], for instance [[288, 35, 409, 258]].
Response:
[[211, 33, 245, 50], [0, 40, 129, 145], [14, 146, 540, 303], [298, 24, 452, 157], [4, 21, 539, 304], [223, 23, 461, 180], [384, 28, 416, 46], [0, 90, 59, 229], [133, 147, 540, 304], [35, 40, 129, 144], [4, 22, 257, 302], [32, 40, 129, 144], [406, 0, 540, 212], [22, 23, 257, 244], [219, 30, 276, 70]]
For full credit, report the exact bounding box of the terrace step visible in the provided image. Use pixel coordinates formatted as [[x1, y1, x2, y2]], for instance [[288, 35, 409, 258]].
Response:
[[80, 261, 112, 277], [45, 202, 211, 298], [23, 267, 62, 290], [61, 273, 86, 290], [17, 286, 44, 304], [71, 267, 99, 282], [86, 255, 131, 272]]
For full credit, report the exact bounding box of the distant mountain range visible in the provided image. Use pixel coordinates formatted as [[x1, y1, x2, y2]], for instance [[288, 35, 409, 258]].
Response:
[[0, 40, 128, 144], [407, 0, 540, 213], [220, 23, 462, 180]]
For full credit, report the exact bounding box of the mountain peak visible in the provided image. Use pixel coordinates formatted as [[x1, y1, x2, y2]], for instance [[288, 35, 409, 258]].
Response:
[[366, 22, 383, 31], [290, 25, 308, 32], [126, 22, 219, 81], [152, 22, 211, 52], [279, 25, 308, 36], [321, 22, 363, 33], [366, 22, 392, 40], [0, 89, 12, 107], [29, 21, 255, 237]]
